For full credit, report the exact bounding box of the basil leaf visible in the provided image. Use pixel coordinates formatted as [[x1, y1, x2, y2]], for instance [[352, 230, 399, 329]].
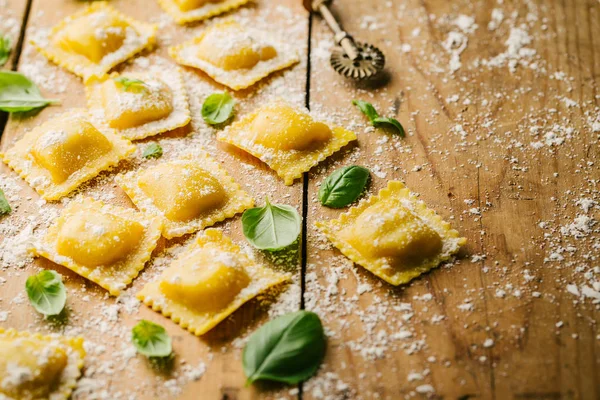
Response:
[[202, 92, 235, 125], [242, 199, 301, 251], [142, 143, 163, 159], [318, 165, 370, 208], [373, 116, 405, 137], [0, 188, 11, 215], [131, 320, 172, 358], [114, 76, 146, 92], [352, 99, 379, 121], [352, 99, 405, 137], [243, 310, 326, 385], [25, 270, 66, 316], [0, 35, 10, 67], [0, 71, 57, 112]]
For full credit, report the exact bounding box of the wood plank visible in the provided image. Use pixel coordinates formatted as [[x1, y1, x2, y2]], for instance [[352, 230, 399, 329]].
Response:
[[0, 0, 307, 399], [303, 0, 599, 399], [0, 0, 28, 70]]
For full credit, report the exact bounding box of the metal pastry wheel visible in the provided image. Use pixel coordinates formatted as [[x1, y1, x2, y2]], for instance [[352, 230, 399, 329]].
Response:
[[304, 0, 385, 80]]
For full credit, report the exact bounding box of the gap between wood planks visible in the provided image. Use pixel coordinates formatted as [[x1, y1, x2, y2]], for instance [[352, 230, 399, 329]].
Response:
[[0, 0, 33, 137]]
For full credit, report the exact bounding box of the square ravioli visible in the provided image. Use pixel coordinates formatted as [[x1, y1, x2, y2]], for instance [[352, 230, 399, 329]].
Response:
[[137, 229, 290, 335], [32, 2, 157, 81], [169, 20, 299, 90], [217, 101, 357, 185], [33, 197, 163, 296], [1, 109, 135, 201], [115, 153, 254, 239], [86, 67, 191, 140], [158, 0, 251, 25], [0, 328, 85, 400], [316, 181, 467, 286]]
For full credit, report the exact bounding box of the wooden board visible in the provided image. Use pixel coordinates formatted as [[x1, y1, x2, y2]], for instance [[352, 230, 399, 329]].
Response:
[[0, 1, 306, 399], [304, 0, 600, 399], [0, 0, 29, 70], [1, 0, 599, 399]]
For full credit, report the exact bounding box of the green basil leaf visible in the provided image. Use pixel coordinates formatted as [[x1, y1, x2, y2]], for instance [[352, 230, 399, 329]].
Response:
[[202, 92, 235, 125], [373, 116, 405, 137], [242, 199, 301, 251], [353, 99, 405, 137], [0, 188, 11, 215], [318, 165, 370, 208], [243, 310, 326, 385], [0, 35, 11, 67], [352, 99, 379, 121], [131, 320, 172, 358], [0, 71, 57, 112], [114, 76, 146, 92], [142, 143, 163, 159], [25, 270, 66, 316]]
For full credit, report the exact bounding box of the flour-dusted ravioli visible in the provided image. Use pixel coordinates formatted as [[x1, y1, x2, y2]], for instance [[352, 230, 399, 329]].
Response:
[[316, 181, 467, 286], [33, 198, 162, 296], [169, 20, 299, 90], [86, 67, 191, 140], [1, 109, 135, 201], [32, 2, 157, 81], [137, 229, 289, 335], [0, 329, 85, 400], [217, 101, 357, 185], [116, 153, 254, 239], [158, 0, 251, 25]]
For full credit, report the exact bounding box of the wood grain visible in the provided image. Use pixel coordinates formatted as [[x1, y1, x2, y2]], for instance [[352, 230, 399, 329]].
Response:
[[1, 0, 599, 399], [0, 1, 306, 399], [304, 0, 599, 399]]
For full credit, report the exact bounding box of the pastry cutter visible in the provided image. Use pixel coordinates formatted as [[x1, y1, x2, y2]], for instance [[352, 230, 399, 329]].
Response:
[[304, 0, 385, 79]]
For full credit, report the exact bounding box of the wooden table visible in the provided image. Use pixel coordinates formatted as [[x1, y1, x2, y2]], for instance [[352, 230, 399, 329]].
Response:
[[1, 0, 599, 399]]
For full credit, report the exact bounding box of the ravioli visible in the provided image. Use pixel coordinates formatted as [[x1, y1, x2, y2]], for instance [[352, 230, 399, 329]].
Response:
[[1, 109, 135, 201], [115, 153, 254, 239], [316, 181, 467, 285], [217, 101, 357, 185], [32, 2, 157, 81], [169, 20, 299, 90], [86, 67, 191, 140], [137, 229, 289, 335], [158, 0, 251, 25], [33, 197, 162, 296], [0, 329, 85, 400]]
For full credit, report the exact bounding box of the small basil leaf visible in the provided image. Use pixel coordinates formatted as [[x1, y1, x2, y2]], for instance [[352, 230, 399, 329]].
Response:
[[318, 165, 370, 208], [243, 310, 326, 385], [0, 188, 11, 215], [142, 143, 163, 159], [25, 270, 66, 316], [242, 199, 301, 251], [373, 116, 405, 137], [0, 71, 57, 112], [131, 320, 172, 358], [352, 99, 379, 121], [114, 76, 146, 92], [202, 92, 235, 125], [0, 35, 11, 67]]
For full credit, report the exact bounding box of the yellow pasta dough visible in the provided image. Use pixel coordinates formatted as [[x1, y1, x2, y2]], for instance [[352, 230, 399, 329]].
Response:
[[158, 0, 251, 24], [169, 20, 299, 90], [1, 109, 135, 201], [0, 329, 85, 400], [217, 101, 357, 185], [86, 68, 191, 140], [32, 2, 157, 81], [316, 181, 467, 286], [115, 153, 254, 239], [33, 197, 163, 296], [137, 229, 290, 335]]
